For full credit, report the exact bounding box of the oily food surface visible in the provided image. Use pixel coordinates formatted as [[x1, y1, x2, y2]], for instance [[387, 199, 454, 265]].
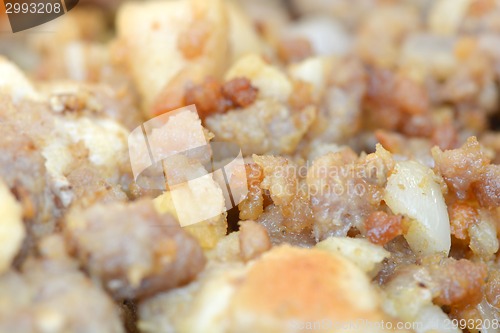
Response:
[[0, 0, 498, 333]]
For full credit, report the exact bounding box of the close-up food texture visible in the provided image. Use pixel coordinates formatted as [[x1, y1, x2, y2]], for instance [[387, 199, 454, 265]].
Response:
[[0, 0, 499, 332]]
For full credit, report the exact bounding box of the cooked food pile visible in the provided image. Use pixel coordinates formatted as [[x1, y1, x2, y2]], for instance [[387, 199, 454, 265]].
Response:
[[0, 0, 498, 332]]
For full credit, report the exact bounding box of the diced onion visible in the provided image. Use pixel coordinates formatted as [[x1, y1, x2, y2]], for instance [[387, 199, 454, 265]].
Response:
[[384, 161, 450, 256]]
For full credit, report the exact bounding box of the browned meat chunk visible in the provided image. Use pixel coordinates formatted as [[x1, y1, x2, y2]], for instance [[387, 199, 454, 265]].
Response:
[[221, 77, 258, 108], [307, 145, 394, 239], [184, 77, 258, 119], [205, 99, 315, 155], [364, 211, 403, 246], [432, 136, 490, 200], [472, 164, 500, 207], [65, 200, 206, 300], [364, 69, 430, 134], [427, 257, 487, 309], [184, 77, 228, 118], [0, 256, 124, 333]]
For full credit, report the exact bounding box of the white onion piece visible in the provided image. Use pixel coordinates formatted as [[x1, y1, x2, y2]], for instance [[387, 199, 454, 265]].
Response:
[[384, 161, 450, 256], [477, 300, 500, 333], [414, 305, 461, 333]]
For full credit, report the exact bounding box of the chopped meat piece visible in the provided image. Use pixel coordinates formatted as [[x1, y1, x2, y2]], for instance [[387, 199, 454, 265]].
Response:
[[0, 257, 124, 333], [0, 105, 57, 237], [184, 77, 258, 120], [205, 99, 315, 155], [221, 77, 258, 108], [365, 69, 429, 118], [277, 37, 313, 63], [238, 220, 272, 261], [65, 200, 206, 300], [365, 211, 403, 246], [427, 257, 488, 309], [184, 77, 228, 118], [472, 164, 500, 207], [307, 145, 394, 239], [432, 136, 490, 200], [448, 202, 478, 240]]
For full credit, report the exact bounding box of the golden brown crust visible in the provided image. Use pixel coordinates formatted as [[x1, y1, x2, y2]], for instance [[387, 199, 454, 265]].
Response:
[[230, 246, 386, 326]]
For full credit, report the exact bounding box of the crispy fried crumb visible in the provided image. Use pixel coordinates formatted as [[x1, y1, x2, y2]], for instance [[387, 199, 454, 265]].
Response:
[[221, 77, 258, 108], [365, 211, 403, 246]]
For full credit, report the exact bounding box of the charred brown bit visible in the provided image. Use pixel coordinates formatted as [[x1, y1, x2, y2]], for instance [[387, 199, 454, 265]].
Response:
[[238, 220, 272, 261], [184, 77, 258, 119], [64, 199, 206, 300], [448, 202, 478, 240], [364, 211, 403, 246], [428, 257, 487, 309], [432, 136, 490, 200], [184, 77, 228, 119], [277, 37, 313, 63], [221, 77, 259, 108]]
